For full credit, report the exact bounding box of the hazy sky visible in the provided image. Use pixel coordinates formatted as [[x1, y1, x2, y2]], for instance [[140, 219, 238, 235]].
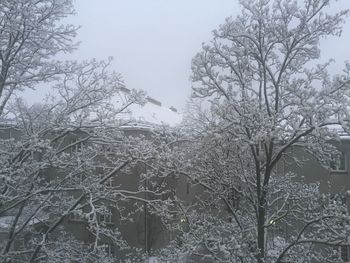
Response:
[[27, 0, 350, 111], [67, 0, 240, 110]]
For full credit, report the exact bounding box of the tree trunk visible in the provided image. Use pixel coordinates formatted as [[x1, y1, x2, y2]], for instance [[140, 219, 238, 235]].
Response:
[[257, 197, 266, 263]]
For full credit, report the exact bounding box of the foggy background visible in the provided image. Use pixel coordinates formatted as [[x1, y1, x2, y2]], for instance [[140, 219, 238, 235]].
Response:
[[24, 0, 350, 111]]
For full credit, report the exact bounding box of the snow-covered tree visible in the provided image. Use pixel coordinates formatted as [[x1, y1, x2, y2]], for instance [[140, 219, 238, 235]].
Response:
[[0, 58, 152, 262], [0, 1, 175, 262], [0, 0, 79, 116], [158, 0, 350, 262]]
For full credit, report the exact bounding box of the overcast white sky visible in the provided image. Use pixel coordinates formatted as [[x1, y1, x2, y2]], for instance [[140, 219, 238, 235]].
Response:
[[26, 0, 350, 111], [67, 0, 241, 110]]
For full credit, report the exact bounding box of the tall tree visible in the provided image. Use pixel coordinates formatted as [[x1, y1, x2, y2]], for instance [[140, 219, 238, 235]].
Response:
[[0, 1, 169, 262], [159, 0, 350, 262], [0, 57, 154, 262]]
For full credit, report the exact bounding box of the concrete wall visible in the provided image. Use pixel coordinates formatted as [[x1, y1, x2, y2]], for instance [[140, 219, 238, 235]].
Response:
[[284, 140, 350, 195]]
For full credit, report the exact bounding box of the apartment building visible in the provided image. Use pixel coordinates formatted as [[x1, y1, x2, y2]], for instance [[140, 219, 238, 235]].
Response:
[[3, 97, 349, 262], [269, 132, 350, 262], [0, 96, 183, 262]]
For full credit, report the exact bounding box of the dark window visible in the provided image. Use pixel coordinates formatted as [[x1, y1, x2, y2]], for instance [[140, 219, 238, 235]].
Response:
[[227, 188, 239, 210], [330, 152, 346, 171], [341, 245, 350, 261], [70, 137, 85, 154], [98, 208, 113, 224], [68, 211, 85, 222], [100, 243, 115, 257]]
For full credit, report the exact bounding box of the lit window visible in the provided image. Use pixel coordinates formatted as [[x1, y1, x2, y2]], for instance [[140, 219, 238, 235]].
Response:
[[330, 152, 346, 171], [269, 219, 277, 226]]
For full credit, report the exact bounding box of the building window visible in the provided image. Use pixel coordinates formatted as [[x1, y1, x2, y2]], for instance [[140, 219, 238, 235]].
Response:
[[74, 171, 85, 182], [74, 141, 84, 153], [341, 245, 350, 261], [99, 243, 115, 257], [105, 178, 114, 188], [68, 211, 85, 222], [227, 188, 239, 210], [330, 152, 346, 171], [70, 138, 85, 153], [98, 208, 113, 224]]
